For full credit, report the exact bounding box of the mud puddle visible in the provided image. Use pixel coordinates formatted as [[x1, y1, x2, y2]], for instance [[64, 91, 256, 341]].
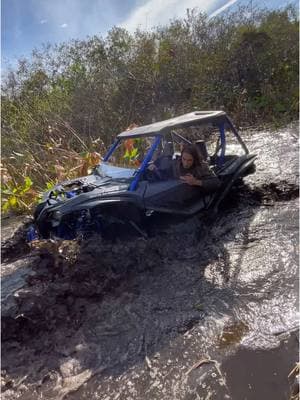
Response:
[[1, 123, 299, 400], [222, 331, 299, 400]]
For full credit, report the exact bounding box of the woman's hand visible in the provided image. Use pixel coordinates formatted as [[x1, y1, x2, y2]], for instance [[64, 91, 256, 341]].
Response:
[[180, 173, 202, 186]]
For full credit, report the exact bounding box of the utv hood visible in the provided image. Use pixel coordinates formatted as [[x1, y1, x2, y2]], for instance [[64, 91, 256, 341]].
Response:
[[39, 174, 131, 216]]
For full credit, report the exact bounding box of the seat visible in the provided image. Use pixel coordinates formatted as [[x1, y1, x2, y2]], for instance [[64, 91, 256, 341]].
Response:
[[195, 140, 208, 161]]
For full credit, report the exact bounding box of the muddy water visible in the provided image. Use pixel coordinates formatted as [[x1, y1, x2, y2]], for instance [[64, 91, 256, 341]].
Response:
[[1, 123, 299, 400]]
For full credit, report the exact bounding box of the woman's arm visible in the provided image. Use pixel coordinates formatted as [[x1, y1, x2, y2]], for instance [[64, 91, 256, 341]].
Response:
[[180, 162, 221, 190], [180, 174, 202, 186]]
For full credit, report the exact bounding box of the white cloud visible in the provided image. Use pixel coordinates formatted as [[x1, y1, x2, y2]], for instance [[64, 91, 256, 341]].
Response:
[[120, 0, 219, 33], [209, 0, 238, 18], [28, 0, 240, 47], [31, 0, 118, 40]]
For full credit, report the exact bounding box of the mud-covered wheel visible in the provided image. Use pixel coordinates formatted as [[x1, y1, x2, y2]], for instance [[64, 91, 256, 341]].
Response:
[[92, 204, 145, 240]]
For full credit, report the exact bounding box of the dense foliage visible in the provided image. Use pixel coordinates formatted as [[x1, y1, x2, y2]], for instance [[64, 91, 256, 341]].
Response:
[[1, 6, 298, 213]]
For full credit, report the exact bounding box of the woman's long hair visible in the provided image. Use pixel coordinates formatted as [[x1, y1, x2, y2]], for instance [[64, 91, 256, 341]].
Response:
[[181, 144, 202, 167]]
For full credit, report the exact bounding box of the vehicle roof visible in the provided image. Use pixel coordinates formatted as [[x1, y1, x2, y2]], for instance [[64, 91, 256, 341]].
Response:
[[117, 111, 227, 138]]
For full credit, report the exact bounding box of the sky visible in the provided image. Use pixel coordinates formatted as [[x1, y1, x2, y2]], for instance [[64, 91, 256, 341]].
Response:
[[1, 0, 296, 68]]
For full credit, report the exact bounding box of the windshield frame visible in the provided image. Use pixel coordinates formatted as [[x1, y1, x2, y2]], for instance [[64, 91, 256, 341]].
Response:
[[128, 135, 162, 191], [102, 135, 162, 190]]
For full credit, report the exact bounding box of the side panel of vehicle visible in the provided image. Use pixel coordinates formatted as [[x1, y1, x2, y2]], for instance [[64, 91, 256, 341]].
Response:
[[142, 179, 209, 215], [88, 197, 145, 225]]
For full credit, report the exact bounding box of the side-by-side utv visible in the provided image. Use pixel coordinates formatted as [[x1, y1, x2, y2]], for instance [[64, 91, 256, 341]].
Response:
[[33, 111, 256, 239]]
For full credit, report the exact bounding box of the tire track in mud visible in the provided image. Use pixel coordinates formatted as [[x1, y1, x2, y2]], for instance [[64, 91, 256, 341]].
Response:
[[1, 178, 298, 400]]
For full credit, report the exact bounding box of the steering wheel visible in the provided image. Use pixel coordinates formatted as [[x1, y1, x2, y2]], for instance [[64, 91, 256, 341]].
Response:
[[145, 164, 162, 182]]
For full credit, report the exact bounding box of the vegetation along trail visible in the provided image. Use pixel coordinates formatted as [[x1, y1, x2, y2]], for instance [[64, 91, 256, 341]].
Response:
[[1, 123, 298, 399]]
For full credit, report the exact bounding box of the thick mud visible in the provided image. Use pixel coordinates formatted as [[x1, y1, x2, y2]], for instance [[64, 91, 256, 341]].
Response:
[[1, 123, 299, 400]]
